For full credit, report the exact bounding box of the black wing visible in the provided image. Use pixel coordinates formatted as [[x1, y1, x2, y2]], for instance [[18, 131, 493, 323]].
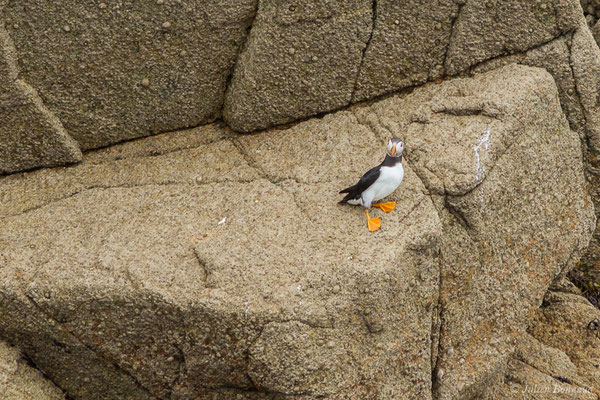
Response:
[[338, 165, 381, 204]]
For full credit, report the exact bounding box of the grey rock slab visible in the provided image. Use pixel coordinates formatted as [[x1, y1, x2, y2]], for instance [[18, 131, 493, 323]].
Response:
[[183, 162, 440, 397], [0, 124, 259, 218], [355, 64, 596, 399], [224, 0, 584, 133], [468, 21, 600, 284], [223, 0, 372, 132], [566, 20, 600, 276], [445, 0, 581, 75], [436, 121, 593, 399], [355, 64, 560, 195], [473, 34, 588, 136], [0, 115, 441, 399], [3, 0, 257, 150], [0, 64, 594, 400], [352, 0, 459, 102], [0, 27, 82, 174]]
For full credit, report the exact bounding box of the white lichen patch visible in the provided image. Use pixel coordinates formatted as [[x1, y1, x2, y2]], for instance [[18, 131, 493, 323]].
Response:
[[474, 127, 491, 182]]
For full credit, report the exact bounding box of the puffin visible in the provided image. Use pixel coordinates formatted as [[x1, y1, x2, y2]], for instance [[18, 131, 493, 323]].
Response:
[[339, 138, 405, 232]]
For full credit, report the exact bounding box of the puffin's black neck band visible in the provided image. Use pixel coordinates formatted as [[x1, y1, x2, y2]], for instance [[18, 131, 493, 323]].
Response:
[[382, 154, 402, 166]]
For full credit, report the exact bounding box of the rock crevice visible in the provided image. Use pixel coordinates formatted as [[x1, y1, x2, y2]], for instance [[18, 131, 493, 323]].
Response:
[[350, 0, 378, 103]]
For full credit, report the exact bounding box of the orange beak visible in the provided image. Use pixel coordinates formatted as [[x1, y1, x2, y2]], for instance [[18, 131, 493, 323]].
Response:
[[390, 145, 396, 156]]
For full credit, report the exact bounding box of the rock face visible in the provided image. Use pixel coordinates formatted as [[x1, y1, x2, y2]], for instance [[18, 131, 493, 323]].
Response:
[[0, 26, 81, 174], [222, 0, 464, 128], [223, 0, 582, 132], [468, 15, 600, 277], [570, 19, 600, 153], [528, 290, 600, 395], [471, 17, 600, 152], [2, 0, 257, 150], [2, 1, 600, 398], [565, 21, 600, 282], [223, 0, 373, 132], [0, 65, 594, 399], [480, 332, 597, 399], [353, 64, 595, 400], [351, 0, 458, 102], [1, 0, 593, 173], [445, 0, 580, 75], [0, 341, 65, 400]]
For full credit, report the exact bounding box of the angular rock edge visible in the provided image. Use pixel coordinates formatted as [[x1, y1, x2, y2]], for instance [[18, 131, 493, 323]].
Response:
[[0, 26, 81, 174], [0, 340, 65, 400]]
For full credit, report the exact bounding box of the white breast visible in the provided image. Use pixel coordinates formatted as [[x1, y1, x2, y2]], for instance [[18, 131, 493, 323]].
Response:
[[360, 163, 404, 207]]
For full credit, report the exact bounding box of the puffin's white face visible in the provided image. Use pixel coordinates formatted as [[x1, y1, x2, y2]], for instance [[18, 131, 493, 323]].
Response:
[[387, 139, 404, 157]]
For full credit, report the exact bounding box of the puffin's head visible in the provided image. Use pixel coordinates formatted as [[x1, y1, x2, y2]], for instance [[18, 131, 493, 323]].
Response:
[[386, 138, 404, 158]]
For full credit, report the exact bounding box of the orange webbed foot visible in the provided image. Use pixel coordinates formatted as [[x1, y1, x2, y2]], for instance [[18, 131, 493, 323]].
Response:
[[373, 201, 396, 213], [368, 217, 382, 232], [365, 209, 382, 232]]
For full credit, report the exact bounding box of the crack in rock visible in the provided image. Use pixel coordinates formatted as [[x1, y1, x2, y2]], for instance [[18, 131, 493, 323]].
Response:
[[83, 132, 229, 166], [192, 248, 211, 288], [442, 0, 466, 74], [4, 178, 261, 219], [467, 30, 575, 73], [16, 351, 74, 400], [350, 0, 377, 103], [228, 136, 315, 216]]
